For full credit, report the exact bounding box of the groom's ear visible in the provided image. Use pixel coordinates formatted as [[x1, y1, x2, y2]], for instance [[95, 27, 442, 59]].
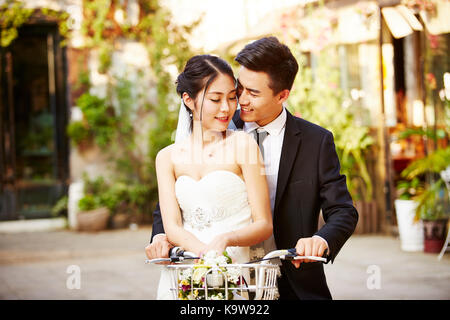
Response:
[[277, 89, 290, 105], [182, 92, 195, 112]]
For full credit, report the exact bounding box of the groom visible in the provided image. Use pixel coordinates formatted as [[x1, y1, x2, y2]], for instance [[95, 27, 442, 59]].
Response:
[[146, 37, 358, 300]]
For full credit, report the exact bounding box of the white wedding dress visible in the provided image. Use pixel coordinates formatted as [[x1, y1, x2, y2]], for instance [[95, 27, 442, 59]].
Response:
[[156, 170, 253, 300]]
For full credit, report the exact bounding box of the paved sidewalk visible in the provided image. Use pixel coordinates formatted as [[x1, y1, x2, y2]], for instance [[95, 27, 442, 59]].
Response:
[[0, 226, 449, 299]]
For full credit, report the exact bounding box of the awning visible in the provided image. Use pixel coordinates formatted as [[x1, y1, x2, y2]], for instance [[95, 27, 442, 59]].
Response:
[[383, 1, 450, 38], [397, 5, 423, 31], [382, 5, 422, 39]]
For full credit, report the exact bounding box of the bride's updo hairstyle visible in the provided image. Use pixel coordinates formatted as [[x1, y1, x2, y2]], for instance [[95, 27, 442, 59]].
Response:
[[176, 55, 235, 125]]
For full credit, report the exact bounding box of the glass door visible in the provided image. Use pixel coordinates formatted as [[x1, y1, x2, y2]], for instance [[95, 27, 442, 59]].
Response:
[[0, 24, 69, 221]]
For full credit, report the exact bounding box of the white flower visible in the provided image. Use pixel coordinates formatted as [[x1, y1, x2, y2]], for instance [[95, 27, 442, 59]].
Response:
[[203, 250, 220, 266], [192, 266, 209, 283], [216, 255, 228, 265], [180, 268, 193, 281], [226, 267, 242, 284]]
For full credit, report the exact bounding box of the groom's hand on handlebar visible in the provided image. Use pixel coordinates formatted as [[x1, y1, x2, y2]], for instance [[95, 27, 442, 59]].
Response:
[[293, 236, 328, 268], [145, 234, 173, 264]]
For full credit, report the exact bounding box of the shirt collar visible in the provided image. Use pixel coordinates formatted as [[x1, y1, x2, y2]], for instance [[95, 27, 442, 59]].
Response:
[[244, 107, 286, 136]]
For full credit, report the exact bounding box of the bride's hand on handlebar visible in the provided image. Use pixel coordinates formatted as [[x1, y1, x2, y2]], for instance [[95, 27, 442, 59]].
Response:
[[203, 233, 231, 256]]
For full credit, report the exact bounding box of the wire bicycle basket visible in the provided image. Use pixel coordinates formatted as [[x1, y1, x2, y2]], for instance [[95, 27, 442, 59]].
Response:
[[166, 261, 279, 300]]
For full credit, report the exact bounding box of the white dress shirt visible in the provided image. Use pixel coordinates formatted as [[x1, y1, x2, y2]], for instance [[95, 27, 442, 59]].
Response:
[[243, 108, 329, 255], [244, 108, 286, 253]]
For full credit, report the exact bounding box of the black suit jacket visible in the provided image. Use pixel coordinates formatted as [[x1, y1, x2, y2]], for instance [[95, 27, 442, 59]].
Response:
[[151, 109, 358, 300]]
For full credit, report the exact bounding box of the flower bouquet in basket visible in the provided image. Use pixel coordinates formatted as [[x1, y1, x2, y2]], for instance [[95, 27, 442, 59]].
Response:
[[178, 250, 244, 300]]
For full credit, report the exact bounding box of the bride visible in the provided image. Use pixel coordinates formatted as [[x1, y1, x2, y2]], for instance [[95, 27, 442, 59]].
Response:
[[155, 55, 273, 299]]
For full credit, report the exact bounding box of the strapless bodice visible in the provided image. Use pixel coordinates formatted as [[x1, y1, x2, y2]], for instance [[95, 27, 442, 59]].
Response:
[[175, 170, 251, 234], [175, 170, 252, 261]]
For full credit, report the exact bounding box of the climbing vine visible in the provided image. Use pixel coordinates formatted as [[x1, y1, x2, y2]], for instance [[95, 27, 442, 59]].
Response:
[[0, 0, 72, 47], [69, 0, 199, 215]]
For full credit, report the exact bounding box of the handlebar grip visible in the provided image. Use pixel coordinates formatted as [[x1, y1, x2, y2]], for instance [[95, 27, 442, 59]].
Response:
[[286, 248, 329, 259], [169, 246, 184, 258]]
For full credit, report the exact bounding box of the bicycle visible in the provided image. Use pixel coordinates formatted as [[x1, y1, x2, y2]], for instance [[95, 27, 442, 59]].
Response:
[[146, 247, 327, 300]]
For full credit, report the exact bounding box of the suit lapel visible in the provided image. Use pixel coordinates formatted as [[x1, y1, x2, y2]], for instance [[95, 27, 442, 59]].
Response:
[[274, 110, 302, 212]]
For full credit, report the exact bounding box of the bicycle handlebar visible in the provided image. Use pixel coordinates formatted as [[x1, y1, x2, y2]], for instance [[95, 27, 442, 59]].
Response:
[[145, 247, 328, 264], [145, 246, 199, 264]]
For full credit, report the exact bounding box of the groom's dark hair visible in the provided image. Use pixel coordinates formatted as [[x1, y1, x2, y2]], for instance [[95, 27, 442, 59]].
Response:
[[235, 36, 298, 94]]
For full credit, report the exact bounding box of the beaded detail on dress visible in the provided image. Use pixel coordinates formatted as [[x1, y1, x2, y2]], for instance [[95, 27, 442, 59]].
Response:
[[175, 170, 252, 236]]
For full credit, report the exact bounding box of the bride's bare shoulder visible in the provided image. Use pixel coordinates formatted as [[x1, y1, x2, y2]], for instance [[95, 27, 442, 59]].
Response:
[[156, 139, 191, 164], [155, 143, 176, 165]]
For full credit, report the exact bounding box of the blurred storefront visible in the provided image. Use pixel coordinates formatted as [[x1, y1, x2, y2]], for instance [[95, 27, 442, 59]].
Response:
[[221, 0, 449, 234], [379, 0, 449, 231], [1, 0, 448, 234]]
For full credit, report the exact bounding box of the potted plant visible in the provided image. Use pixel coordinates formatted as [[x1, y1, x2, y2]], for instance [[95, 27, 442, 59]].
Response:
[[101, 181, 131, 229], [394, 178, 424, 251], [76, 175, 110, 232], [106, 181, 151, 228], [401, 147, 450, 253], [77, 195, 110, 232]]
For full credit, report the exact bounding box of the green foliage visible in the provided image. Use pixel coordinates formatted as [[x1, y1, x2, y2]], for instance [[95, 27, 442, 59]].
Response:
[[401, 147, 450, 180], [74, 0, 197, 208], [401, 146, 450, 220], [413, 179, 448, 221], [78, 194, 101, 211], [0, 0, 33, 47], [40, 7, 71, 46], [98, 43, 113, 74], [68, 76, 154, 216], [78, 174, 107, 211], [398, 127, 447, 141], [73, 92, 117, 148], [78, 173, 151, 215], [288, 47, 374, 201], [144, 5, 201, 197], [67, 121, 91, 146], [396, 177, 424, 200], [1, 0, 197, 220], [396, 28, 449, 221], [51, 196, 68, 217], [81, 0, 112, 47], [64, 0, 197, 217], [0, 0, 71, 47], [83, 173, 108, 195], [100, 182, 128, 212]]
